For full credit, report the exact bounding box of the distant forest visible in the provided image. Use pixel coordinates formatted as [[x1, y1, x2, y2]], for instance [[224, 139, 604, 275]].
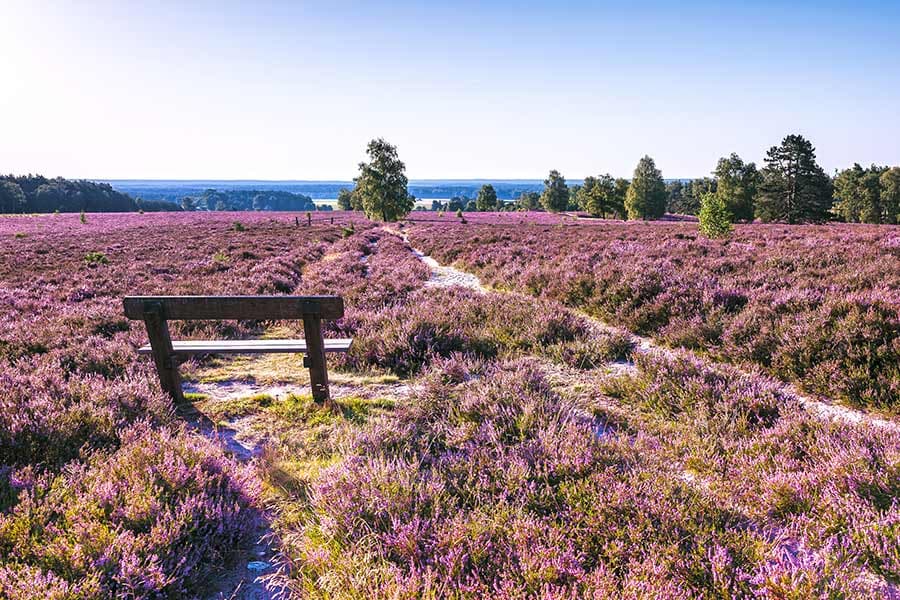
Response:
[[0, 175, 325, 214], [0, 174, 172, 213], [180, 189, 320, 212]]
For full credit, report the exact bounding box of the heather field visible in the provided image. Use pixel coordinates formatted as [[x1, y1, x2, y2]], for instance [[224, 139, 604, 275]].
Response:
[[407, 219, 900, 411], [1, 212, 899, 599]]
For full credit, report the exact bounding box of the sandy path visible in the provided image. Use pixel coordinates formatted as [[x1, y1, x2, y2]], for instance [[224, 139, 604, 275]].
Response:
[[174, 386, 279, 599]]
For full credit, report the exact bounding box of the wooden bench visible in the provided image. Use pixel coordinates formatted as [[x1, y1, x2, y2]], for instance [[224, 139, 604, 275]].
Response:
[[123, 295, 351, 403]]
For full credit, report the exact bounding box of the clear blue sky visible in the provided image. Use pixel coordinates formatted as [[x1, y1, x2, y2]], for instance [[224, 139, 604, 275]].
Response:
[[2, 1, 898, 180]]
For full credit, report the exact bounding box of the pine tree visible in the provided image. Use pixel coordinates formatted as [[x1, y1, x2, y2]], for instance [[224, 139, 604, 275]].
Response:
[[475, 184, 498, 211], [625, 156, 666, 220], [540, 170, 569, 212], [755, 135, 832, 223]]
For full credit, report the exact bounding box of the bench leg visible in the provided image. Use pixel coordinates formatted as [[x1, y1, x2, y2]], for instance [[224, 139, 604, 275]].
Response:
[[302, 315, 329, 403], [143, 310, 183, 403]]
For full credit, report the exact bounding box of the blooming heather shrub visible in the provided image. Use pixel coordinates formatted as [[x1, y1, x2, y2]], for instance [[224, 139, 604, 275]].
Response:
[[623, 352, 785, 429], [599, 350, 900, 590], [0, 361, 172, 470], [769, 295, 900, 409], [542, 330, 634, 369], [408, 221, 900, 409], [269, 358, 895, 597], [341, 287, 603, 376], [0, 423, 260, 598], [301, 231, 430, 309], [3, 212, 899, 596]]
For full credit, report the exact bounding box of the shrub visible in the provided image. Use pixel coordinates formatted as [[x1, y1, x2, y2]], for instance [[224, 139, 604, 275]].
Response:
[[83, 251, 109, 266], [0, 424, 260, 597], [699, 191, 733, 239]]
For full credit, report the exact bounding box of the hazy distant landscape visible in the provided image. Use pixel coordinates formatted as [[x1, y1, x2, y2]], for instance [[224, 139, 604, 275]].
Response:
[[100, 179, 550, 207]]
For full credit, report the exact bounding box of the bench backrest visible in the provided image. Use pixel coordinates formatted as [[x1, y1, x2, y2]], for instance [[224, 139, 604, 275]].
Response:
[[123, 295, 344, 321]]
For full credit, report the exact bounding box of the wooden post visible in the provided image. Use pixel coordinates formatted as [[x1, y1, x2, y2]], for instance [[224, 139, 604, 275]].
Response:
[[142, 301, 183, 403], [307, 212, 312, 226], [302, 315, 329, 403]]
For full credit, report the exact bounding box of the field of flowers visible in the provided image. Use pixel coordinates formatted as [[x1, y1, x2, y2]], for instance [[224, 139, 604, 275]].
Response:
[[1, 212, 898, 598], [407, 219, 900, 411], [0, 213, 363, 597]]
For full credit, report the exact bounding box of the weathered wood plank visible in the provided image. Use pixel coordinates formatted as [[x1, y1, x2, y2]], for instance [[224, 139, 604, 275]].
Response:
[[141, 302, 184, 403], [302, 314, 329, 403], [123, 296, 344, 321], [136, 339, 353, 355]]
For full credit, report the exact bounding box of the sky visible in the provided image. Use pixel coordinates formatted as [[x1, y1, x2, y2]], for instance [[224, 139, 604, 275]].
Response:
[[1, 0, 899, 180]]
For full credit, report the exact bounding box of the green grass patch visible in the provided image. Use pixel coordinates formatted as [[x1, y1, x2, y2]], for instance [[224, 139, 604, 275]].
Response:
[[205, 393, 275, 421], [269, 394, 395, 426]]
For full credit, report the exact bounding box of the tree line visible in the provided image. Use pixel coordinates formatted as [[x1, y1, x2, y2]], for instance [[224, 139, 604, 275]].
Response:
[[0, 175, 336, 214], [5, 134, 898, 224], [0, 174, 177, 213], [342, 135, 900, 225], [179, 189, 324, 212]]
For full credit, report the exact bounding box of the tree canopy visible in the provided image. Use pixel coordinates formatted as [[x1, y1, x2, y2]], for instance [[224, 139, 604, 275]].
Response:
[[180, 189, 315, 212], [354, 138, 414, 222], [755, 135, 832, 223], [832, 164, 899, 224], [1, 174, 139, 213], [881, 168, 900, 225], [625, 156, 666, 220], [0, 180, 26, 213], [698, 191, 733, 239], [578, 174, 626, 218], [336, 188, 355, 211], [516, 191, 541, 211], [540, 170, 569, 212], [714, 153, 759, 222], [475, 184, 499, 211]]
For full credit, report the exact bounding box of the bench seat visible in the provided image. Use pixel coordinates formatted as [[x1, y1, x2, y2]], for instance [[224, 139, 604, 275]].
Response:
[[125, 295, 347, 403], [137, 338, 353, 355]]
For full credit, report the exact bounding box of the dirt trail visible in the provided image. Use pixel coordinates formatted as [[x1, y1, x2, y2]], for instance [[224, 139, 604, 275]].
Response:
[[176, 385, 280, 599], [389, 227, 488, 292], [388, 227, 900, 435]]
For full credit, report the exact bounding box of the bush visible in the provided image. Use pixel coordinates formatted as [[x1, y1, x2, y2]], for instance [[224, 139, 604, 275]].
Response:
[[0, 424, 260, 598], [698, 191, 733, 239], [83, 251, 108, 267], [341, 287, 595, 377]]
